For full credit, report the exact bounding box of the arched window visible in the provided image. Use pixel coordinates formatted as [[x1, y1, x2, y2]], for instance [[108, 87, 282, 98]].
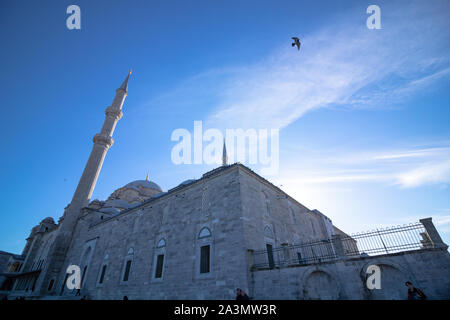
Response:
[[197, 227, 212, 276], [198, 227, 211, 239], [153, 239, 166, 280], [97, 253, 109, 286], [47, 279, 54, 291], [156, 238, 166, 248], [79, 246, 93, 288], [264, 226, 275, 269], [81, 247, 92, 266], [264, 226, 274, 239], [122, 248, 134, 282], [98, 265, 107, 285]]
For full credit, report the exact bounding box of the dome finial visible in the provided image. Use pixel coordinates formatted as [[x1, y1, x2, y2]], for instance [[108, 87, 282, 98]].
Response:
[[146, 172, 149, 181]]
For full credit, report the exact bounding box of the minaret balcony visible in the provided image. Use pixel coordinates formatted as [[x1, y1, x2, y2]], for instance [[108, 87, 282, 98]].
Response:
[[93, 133, 114, 148], [105, 106, 123, 120]]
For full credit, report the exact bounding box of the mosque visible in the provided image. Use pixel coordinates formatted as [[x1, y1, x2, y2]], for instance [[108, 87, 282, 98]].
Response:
[[1, 72, 449, 300]]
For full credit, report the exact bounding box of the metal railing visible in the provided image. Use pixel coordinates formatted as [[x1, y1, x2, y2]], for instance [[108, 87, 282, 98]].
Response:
[[253, 222, 433, 269]]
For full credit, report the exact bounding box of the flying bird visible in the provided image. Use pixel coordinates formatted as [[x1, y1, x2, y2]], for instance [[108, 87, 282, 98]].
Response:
[[291, 37, 301, 51]]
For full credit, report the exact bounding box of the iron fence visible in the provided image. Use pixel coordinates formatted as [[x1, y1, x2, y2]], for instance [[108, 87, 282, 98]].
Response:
[[253, 222, 433, 269]]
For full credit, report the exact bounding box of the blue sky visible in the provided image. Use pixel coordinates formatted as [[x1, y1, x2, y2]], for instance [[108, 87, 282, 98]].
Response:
[[1, 0, 450, 253]]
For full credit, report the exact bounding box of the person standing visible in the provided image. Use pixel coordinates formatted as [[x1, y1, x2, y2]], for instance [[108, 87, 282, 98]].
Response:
[[236, 288, 249, 300], [406, 281, 427, 300]]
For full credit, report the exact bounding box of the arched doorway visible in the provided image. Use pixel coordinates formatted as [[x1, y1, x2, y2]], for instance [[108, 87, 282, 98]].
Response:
[[303, 270, 340, 300]]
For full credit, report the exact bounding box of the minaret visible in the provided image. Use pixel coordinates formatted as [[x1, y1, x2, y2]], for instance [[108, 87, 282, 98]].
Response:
[[61, 69, 131, 229], [222, 138, 228, 166], [36, 71, 131, 294]]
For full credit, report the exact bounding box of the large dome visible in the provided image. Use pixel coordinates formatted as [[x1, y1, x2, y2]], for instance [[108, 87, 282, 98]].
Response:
[[124, 180, 162, 192], [105, 178, 163, 207], [88, 178, 164, 216]]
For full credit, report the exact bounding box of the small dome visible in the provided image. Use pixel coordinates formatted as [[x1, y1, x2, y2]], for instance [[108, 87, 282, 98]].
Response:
[[41, 217, 55, 224], [124, 180, 162, 192], [179, 179, 196, 187]]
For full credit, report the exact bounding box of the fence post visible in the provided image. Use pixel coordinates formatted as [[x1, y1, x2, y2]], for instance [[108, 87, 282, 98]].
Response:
[[419, 218, 448, 249], [332, 235, 347, 260]]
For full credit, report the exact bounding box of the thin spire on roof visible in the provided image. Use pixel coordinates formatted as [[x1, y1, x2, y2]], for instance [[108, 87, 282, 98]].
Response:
[[222, 138, 228, 166], [145, 172, 149, 181]]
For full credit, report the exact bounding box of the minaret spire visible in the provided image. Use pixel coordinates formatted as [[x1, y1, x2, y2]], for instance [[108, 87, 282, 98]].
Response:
[[222, 138, 228, 166], [120, 69, 132, 92]]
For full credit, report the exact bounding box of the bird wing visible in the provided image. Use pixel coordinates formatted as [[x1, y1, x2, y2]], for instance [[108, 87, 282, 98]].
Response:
[[292, 37, 299, 41]]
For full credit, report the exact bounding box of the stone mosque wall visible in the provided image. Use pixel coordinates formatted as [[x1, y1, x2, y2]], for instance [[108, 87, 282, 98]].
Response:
[[56, 166, 249, 299]]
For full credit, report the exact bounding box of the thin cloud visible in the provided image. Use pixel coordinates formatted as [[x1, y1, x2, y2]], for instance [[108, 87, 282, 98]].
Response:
[[373, 147, 450, 160], [434, 214, 450, 226], [203, 2, 450, 130], [279, 143, 450, 188], [395, 160, 450, 188], [142, 2, 450, 133]]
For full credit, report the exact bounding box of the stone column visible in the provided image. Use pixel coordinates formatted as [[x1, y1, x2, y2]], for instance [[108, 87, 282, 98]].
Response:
[[420, 218, 448, 249], [332, 234, 347, 260]]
